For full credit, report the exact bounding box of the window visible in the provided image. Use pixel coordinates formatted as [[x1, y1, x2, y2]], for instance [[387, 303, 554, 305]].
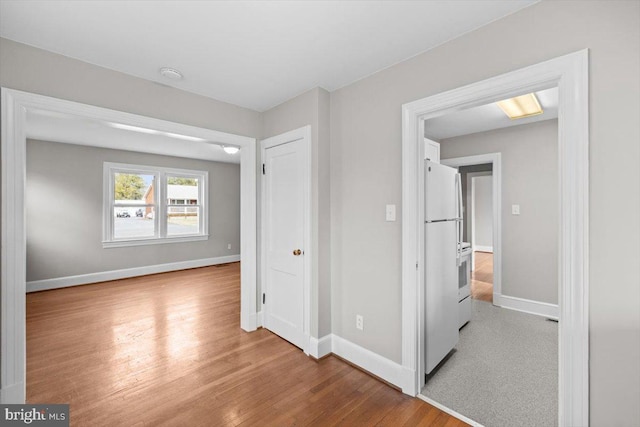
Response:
[[103, 163, 208, 247]]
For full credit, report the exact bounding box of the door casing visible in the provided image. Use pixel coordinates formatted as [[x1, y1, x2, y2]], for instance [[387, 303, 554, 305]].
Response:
[[0, 88, 258, 403], [442, 153, 502, 305], [401, 50, 589, 427]]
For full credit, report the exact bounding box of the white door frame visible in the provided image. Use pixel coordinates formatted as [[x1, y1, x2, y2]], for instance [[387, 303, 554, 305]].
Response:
[[442, 154, 501, 305], [0, 88, 258, 403], [401, 50, 589, 427], [260, 126, 312, 354]]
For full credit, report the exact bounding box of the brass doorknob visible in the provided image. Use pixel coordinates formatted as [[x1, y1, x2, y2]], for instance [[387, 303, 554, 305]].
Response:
[[293, 249, 302, 256]]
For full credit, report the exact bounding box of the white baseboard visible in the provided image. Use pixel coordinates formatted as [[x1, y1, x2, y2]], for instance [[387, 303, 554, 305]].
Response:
[[417, 394, 484, 427], [243, 309, 262, 332], [309, 334, 332, 359], [473, 245, 493, 253], [330, 334, 410, 390], [499, 294, 559, 320], [26, 254, 241, 293], [0, 382, 24, 404]]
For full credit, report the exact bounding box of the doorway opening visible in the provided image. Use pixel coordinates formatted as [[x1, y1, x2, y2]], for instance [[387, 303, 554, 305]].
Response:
[[421, 86, 559, 426], [1, 88, 257, 403], [468, 169, 494, 303], [400, 50, 589, 427]]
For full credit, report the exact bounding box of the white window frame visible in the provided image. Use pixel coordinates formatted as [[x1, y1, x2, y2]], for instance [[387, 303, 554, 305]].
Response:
[[103, 162, 209, 248]]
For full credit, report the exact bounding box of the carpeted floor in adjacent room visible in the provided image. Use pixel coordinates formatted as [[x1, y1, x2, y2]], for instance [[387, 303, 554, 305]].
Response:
[[421, 299, 558, 427]]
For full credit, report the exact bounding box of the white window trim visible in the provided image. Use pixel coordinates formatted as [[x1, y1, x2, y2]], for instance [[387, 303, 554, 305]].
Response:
[[103, 162, 209, 248]]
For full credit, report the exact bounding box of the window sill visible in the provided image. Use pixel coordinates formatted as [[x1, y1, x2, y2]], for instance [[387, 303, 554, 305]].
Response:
[[102, 234, 209, 249]]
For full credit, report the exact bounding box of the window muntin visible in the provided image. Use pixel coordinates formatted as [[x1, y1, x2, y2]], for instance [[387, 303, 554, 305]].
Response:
[[103, 163, 208, 247]]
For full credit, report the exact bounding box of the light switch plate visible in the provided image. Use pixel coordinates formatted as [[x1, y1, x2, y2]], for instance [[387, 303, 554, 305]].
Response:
[[512, 204, 520, 215], [386, 204, 396, 221]]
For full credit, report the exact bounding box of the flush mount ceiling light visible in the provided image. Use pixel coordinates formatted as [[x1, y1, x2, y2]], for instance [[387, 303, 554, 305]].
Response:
[[159, 67, 183, 81], [496, 93, 543, 119], [222, 145, 240, 154]]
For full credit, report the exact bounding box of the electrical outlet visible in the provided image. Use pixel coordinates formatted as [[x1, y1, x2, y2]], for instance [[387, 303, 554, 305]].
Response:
[[356, 315, 364, 331], [385, 204, 396, 222], [512, 204, 521, 215], [227, 243, 232, 250]]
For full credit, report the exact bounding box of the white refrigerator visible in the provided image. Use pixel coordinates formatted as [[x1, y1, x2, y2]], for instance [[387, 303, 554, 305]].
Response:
[[425, 160, 463, 374]]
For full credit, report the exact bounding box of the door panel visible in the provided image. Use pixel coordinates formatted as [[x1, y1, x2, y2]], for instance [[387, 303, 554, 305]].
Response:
[[263, 139, 306, 350], [425, 220, 459, 374]]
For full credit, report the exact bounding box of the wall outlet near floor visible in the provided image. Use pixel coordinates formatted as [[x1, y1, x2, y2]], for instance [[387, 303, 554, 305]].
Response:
[[385, 204, 396, 221], [356, 315, 364, 330], [512, 204, 520, 215], [227, 243, 232, 250]]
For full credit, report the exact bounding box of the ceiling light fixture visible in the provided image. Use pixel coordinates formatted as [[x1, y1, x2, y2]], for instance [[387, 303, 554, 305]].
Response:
[[496, 93, 543, 119], [159, 67, 183, 81], [223, 145, 240, 155]]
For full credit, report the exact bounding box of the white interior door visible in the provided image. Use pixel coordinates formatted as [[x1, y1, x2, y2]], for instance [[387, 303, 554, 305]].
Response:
[[263, 136, 308, 351]]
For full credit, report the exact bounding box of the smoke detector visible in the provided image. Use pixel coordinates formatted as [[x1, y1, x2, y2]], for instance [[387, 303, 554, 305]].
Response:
[[159, 67, 183, 81]]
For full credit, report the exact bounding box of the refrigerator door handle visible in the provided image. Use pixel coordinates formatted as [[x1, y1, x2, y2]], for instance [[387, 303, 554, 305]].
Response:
[[455, 173, 463, 266]]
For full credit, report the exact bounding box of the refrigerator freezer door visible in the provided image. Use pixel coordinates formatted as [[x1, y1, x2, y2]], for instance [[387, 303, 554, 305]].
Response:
[[425, 220, 460, 374], [425, 160, 459, 222]]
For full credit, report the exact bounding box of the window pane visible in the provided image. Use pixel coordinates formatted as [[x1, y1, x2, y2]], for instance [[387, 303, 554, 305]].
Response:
[[114, 207, 155, 239], [114, 173, 154, 205], [166, 176, 199, 206], [167, 206, 200, 236]]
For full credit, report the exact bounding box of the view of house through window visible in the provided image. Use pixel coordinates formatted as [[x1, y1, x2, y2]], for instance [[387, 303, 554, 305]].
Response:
[[113, 172, 157, 239], [167, 176, 201, 236], [104, 163, 208, 246]]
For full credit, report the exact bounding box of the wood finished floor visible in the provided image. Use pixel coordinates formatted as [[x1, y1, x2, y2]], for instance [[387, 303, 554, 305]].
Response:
[[27, 263, 467, 427], [471, 252, 493, 303]]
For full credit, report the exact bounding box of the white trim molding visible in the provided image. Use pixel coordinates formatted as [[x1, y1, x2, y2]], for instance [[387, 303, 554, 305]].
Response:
[[260, 126, 313, 355], [102, 162, 209, 247], [331, 335, 412, 391], [309, 335, 333, 359], [418, 394, 485, 427], [442, 152, 502, 304], [1, 88, 257, 403], [401, 50, 589, 427], [500, 295, 560, 320], [26, 255, 240, 293]]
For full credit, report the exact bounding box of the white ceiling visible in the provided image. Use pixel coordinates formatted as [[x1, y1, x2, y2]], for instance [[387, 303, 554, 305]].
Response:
[[424, 87, 558, 140], [1, 1, 537, 112], [26, 109, 241, 164]]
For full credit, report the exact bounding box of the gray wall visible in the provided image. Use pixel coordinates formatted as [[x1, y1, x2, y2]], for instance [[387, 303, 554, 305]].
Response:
[[262, 87, 332, 338], [0, 38, 262, 138], [329, 2, 639, 424], [442, 120, 558, 305], [472, 175, 493, 250], [26, 139, 240, 281], [3, 1, 640, 423]]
